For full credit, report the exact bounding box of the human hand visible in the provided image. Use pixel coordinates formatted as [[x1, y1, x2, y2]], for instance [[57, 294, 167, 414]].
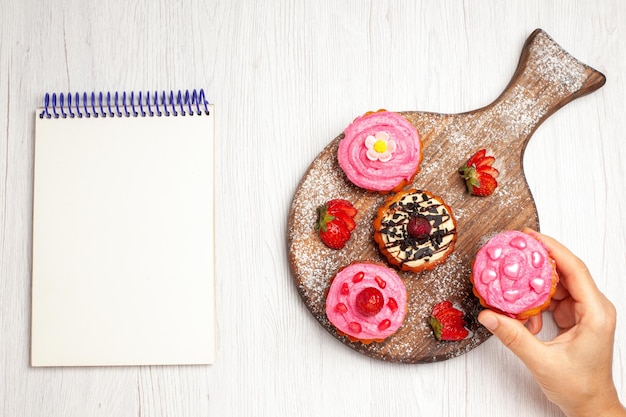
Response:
[[477, 229, 625, 417]]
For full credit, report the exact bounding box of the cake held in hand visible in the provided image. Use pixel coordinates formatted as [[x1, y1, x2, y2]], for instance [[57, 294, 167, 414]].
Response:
[[471, 230, 559, 319], [337, 110, 422, 193], [325, 262, 407, 343], [373, 189, 457, 272]]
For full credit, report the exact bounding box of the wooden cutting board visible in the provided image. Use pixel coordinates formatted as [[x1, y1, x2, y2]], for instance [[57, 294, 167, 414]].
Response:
[[287, 29, 605, 363]]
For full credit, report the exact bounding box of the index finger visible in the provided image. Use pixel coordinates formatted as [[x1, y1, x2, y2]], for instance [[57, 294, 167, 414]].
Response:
[[522, 228, 601, 304]]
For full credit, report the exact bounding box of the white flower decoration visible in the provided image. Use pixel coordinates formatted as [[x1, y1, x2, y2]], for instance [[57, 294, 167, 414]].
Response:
[[365, 131, 396, 162]]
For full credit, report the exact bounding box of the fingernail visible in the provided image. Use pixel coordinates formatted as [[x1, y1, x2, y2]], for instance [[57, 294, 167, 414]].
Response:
[[478, 314, 499, 332]]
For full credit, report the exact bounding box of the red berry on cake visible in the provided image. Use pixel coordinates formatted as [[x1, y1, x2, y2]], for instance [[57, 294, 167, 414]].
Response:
[[459, 149, 499, 197], [316, 199, 358, 249], [407, 215, 432, 240], [429, 300, 469, 341], [355, 287, 384, 317]]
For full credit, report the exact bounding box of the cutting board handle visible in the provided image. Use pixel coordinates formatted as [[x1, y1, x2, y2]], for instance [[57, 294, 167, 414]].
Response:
[[489, 29, 606, 135]]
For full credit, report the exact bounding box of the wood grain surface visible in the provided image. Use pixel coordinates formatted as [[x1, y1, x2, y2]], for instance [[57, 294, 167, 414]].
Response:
[[288, 29, 605, 363]]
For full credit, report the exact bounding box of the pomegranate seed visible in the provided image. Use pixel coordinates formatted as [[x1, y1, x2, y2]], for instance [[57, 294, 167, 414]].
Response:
[[352, 271, 364, 283], [374, 276, 386, 289], [341, 283, 349, 295], [335, 303, 348, 313], [348, 322, 362, 333], [378, 319, 391, 331], [387, 297, 398, 312]]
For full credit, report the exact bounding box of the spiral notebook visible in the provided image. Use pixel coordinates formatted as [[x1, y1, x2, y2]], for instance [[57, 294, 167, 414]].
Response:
[[31, 89, 215, 367]]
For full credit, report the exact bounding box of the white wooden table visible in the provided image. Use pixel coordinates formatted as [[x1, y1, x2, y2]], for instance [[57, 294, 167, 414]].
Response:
[[1, 1, 624, 416]]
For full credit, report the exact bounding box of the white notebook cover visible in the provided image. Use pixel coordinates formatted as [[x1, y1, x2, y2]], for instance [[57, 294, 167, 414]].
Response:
[[31, 101, 215, 366]]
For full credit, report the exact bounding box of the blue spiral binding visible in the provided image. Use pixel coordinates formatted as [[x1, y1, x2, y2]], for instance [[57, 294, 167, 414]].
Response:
[[83, 92, 90, 118], [39, 89, 210, 119]]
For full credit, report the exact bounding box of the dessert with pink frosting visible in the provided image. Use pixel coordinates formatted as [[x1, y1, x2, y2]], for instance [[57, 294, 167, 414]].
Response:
[[325, 262, 407, 343], [337, 110, 422, 193], [471, 230, 559, 319], [373, 189, 457, 273]]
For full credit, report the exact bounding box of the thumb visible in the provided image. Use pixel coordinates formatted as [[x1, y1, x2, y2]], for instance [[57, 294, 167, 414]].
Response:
[[478, 310, 545, 368]]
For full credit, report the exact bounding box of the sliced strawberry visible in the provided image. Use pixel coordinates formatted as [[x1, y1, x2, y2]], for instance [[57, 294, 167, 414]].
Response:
[[429, 316, 445, 340], [459, 149, 499, 197], [318, 217, 350, 249], [430, 301, 469, 341], [466, 149, 486, 167], [475, 155, 495, 168], [325, 198, 358, 231], [431, 300, 453, 317], [469, 174, 497, 197], [476, 165, 500, 179], [440, 326, 469, 341], [330, 209, 356, 231], [436, 308, 465, 322], [316, 202, 352, 249], [327, 199, 357, 217]]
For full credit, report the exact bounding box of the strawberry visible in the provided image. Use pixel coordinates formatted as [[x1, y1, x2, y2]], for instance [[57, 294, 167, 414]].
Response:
[[467, 174, 497, 197], [326, 199, 357, 231], [431, 300, 453, 317], [407, 215, 431, 239], [459, 149, 499, 197], [355, 287, 384, 317], [429, 300, 469, 341], [327, 199, 357, 217], [329, 209, 356, 232], [316, 199, 358, 249]]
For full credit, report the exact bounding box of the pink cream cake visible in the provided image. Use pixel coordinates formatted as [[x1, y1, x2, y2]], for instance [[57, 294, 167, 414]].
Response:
[[471, 230, 559, 319], [337, 110, 422, 193], [325, 262, 407, 343]]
